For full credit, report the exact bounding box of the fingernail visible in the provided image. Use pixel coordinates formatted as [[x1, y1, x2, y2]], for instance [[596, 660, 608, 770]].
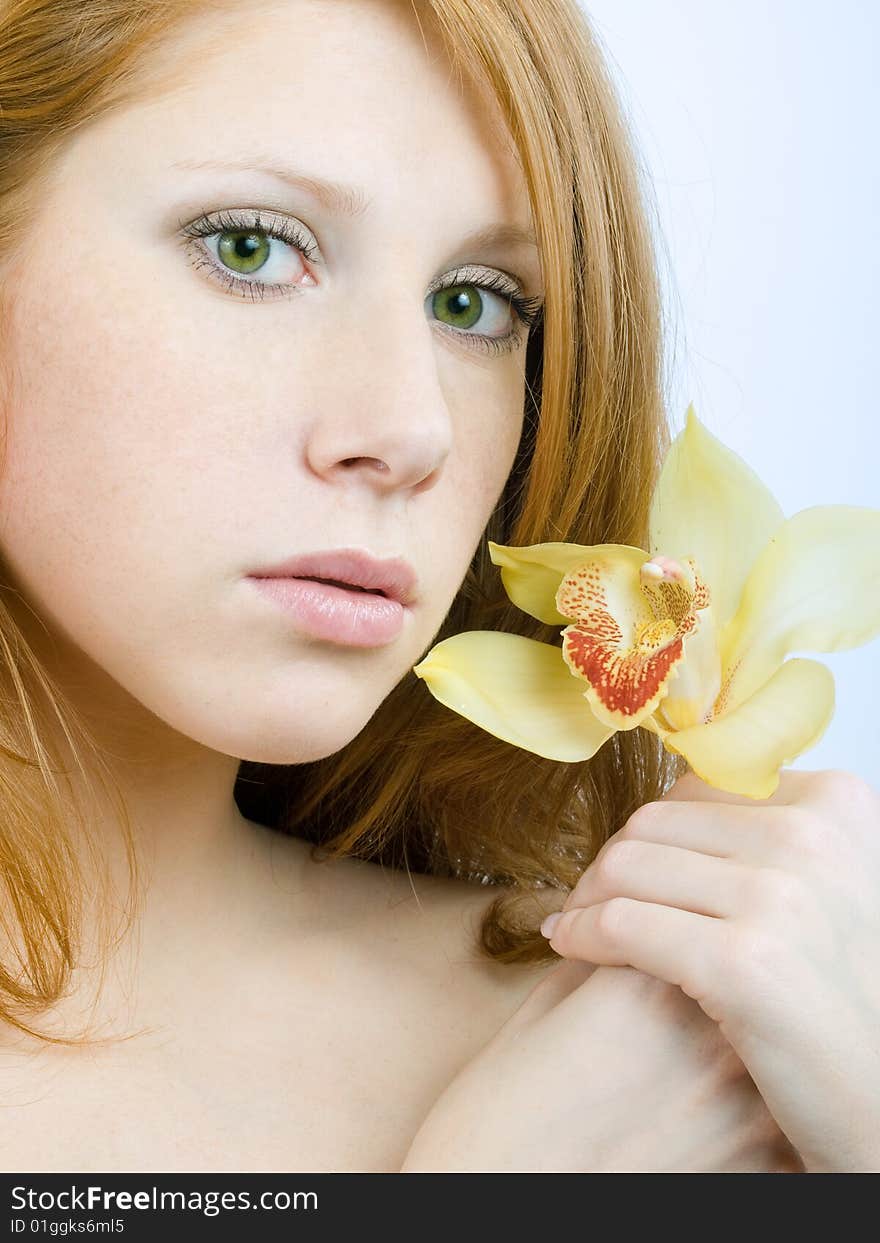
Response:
[[540, 911, 562, 938]]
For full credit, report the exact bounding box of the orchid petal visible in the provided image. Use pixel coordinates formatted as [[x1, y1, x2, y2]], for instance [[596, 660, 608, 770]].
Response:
[[412, 630, 616, 761], [715, 504, 880, 718], [649, 405, 786, 632], [661, 657, 835, 799], [638, 556, 721, 731], [556, 549, 715, 732], [487, 540, 649, 626]]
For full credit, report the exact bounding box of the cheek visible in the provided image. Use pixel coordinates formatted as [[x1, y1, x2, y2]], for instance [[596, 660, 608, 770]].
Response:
[[0, 265, 237, 669], [456, 382, 522, 516], [1, 232, 251, 529], [481, 367, 527, 508], [1, 299, 129, 580], [457, 347, 525, 465], [439, 387, 524, 587]]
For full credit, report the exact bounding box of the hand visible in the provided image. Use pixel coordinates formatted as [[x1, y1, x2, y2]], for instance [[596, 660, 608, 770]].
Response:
[[400, 958, 803, 1172], [542, 767, 880, 1173]]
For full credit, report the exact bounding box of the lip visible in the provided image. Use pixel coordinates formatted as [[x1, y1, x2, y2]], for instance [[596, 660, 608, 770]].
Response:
[[247, 547, 418, 607], [247, 576, 407, 647]]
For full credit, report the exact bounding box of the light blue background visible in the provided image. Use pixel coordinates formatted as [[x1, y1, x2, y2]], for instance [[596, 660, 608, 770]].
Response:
[[582, 0, 879, 786]]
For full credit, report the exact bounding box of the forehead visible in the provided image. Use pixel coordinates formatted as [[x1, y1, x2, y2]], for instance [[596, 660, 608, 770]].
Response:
[[86, 0, 533, 235]]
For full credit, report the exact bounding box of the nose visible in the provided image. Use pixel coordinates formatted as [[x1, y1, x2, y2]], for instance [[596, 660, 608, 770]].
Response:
[[301, 302, 452, 499]]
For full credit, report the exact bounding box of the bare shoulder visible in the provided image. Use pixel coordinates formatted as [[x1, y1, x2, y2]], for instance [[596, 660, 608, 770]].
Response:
[[381, 866, 568, 1034], [260, 827, 567, 1040]]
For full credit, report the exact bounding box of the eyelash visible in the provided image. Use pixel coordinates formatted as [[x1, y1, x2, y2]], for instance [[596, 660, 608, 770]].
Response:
[[178, 207, 544, 356]]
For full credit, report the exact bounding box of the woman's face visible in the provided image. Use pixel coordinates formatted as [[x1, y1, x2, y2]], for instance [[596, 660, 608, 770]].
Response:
[[0, 0, 542, 765]]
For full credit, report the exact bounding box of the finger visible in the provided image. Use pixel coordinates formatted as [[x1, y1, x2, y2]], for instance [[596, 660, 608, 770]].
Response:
[[561, 839, 744, 919], [615, 800, 800, 870], [661, 767, 807, 808], [545, 898, 728, 1005]]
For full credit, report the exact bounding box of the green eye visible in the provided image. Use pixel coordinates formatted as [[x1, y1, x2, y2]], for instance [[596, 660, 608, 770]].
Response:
[[217, 229, 271, 275], [432, 285, 483, 331], [181, 208, 544, 354]]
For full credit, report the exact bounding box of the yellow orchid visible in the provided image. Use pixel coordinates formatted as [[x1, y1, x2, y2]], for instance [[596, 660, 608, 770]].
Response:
[[412, 404, 880, 799]]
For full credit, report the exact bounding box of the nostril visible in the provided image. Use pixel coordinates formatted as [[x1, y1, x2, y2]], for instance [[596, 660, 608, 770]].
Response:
[[340, 457, 390, 472]]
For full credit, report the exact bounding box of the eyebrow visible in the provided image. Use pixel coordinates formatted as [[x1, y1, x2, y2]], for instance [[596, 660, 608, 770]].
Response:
[[171, 157, 539, 254]]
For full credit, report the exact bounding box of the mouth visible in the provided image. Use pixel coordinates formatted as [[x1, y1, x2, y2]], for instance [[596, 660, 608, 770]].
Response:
[[297, 576, 386, 597], [247, 571, 409, 646], [247, 548, 418, 607]]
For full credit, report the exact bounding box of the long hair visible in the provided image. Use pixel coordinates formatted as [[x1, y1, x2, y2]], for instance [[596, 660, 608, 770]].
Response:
[[0, 0, 688, 1044]]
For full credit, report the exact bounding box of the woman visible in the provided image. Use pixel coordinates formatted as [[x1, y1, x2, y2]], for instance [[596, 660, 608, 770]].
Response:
[[0, 0, 865, 1173]]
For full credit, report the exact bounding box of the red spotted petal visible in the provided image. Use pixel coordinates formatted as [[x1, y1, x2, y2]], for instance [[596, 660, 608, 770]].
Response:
[[556, 552, 713, 731]]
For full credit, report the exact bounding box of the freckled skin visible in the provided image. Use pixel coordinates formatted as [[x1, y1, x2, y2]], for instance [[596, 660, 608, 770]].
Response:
[[0, 0, 540, 969]]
